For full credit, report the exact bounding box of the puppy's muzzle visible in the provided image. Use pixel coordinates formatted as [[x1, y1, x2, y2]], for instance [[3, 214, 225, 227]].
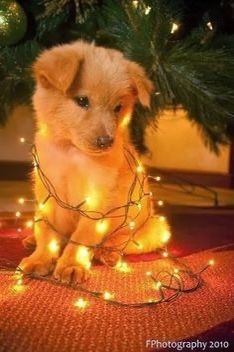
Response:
[[96, 135, 114, 149]]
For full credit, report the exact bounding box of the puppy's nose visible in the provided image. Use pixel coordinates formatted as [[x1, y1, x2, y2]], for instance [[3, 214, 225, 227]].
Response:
[[96, 135, 114, 149]]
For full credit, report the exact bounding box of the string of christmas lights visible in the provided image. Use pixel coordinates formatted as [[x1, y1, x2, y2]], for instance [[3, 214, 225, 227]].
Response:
[[0, 256, 214, 308], [0, 136, 215, 308]]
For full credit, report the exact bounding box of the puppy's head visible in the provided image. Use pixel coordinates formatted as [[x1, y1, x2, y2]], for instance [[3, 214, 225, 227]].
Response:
[[33, 41, 153, 155]]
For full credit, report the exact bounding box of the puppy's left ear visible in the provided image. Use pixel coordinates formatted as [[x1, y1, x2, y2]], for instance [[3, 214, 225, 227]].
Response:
[[127, 62, 154, 108], [33, 45, 82, 93]]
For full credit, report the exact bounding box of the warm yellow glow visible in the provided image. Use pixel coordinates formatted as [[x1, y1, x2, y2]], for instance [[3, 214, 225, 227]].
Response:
[[208, 259, 215, 266], [144, 6, 151, 15], [26, 220, 34, 228], [115, 259, 131, 273], [145, 271, 152, 276], [136, 202, 142, 210], [48, 239, 59, 253], [120, 113, 131, 128], [33, 160, 38, 168], [171, 23, 179, 34], [161, 230, 171, 243], [207, 22, 213, 30], [128, 220, 135, 230], [159, 215, 166, 222], [19, 137, 26, 143], [136, 164, 144, 173], [95, 219, 109, 234], [18, 197, 25, 205], [74, 298, 88, 309], [85, 188, 100, 210], [12, 283, 26, 293], [154, 281, 162, 290], [39, 202, 45, 210], [15, 211, 21, 218], [38, 122, 48, 137], [174, 268, 179, 274], [103, 291, 114, 300], [17, 228, 22, 233], [76, 246, 91, 269], [16, 278, 23, 285], [162, 251, 168, 258], [155, 176, 161, 182], [157, 200, 164, 207]]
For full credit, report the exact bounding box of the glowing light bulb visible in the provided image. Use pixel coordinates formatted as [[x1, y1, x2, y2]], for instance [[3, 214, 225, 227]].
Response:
[[171, 23, 179, 34], [115, 259, 131, 273], [162, 251, 168, 258], [157, 200, 164, 207], [15, 211, 21, 218], [159, 215, 166, 222], [12, 284, 25, 293], [208, 259, 215, 266], [154, 281, 162, 290], [121, 113, 131, 127], [136, 164, 144, 173], [19, 137, 26, 143], [155, 176, 161, 182], [145, 271, 152, 276], [48, 239, 59, 253], [103, 291, 114, 300], [136, 202, 142, 210], [76, 246, 91, 269], [96, 219, 109, 234], [39, 202, 45, 210], [84, 189, 99, 209], [74, 298, 88, 309], [33, 160, 38, 168], [18, 197, 25, 205], [161, 230, 171, 243], [144, 6, 151, 15], [128, 220, 135, 230], [26, 220, 34, 228], [207, 22, 213, 30], [147, 299, 155, 303], [16, 278, 23, 285]]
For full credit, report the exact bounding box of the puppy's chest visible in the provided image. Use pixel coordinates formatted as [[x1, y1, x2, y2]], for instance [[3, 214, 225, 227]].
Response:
[[39, 149, 118, 209]]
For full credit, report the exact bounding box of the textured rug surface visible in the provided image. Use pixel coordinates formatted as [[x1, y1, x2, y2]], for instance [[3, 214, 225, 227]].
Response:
[[0, 214, 234, 352]]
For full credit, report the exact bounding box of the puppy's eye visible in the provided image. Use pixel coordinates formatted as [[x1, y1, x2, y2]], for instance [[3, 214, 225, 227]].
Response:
[[114, 104, 122, 114], [74, 96, 89, 109]]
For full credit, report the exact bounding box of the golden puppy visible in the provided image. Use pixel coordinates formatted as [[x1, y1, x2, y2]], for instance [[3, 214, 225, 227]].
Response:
[[20, 41, 169, 284]]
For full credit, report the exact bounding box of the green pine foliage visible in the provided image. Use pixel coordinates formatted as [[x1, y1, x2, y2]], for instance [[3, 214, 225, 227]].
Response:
[[0, 0, 234, 153]]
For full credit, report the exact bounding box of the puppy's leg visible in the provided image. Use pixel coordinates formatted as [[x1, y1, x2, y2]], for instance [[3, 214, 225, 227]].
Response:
[[19, 221, 61, 276], [53, 218, 96, 284], [123, 216, 170, 254], [22, 234, 36, 249]]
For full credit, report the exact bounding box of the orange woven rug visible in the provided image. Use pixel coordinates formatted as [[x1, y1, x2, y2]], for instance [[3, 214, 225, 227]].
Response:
[[0, 245, 234, 352]]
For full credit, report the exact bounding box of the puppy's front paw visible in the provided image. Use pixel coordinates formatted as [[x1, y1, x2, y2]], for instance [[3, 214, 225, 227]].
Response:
[[19, 253, 56, 276], [94, 248, 121, 267], [53, 260, 90, 285]]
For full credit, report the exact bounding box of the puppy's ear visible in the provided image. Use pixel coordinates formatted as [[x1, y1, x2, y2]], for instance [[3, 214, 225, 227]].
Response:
[[127, 62, 153, 108], [33, 46, 82, 93]]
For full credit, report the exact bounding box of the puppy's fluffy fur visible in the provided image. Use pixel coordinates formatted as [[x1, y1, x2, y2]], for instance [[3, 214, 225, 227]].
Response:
[[20, 41, 169, 283]]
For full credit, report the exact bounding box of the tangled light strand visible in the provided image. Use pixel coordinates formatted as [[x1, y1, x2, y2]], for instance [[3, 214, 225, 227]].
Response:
[[0, 138, 215, 308]]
